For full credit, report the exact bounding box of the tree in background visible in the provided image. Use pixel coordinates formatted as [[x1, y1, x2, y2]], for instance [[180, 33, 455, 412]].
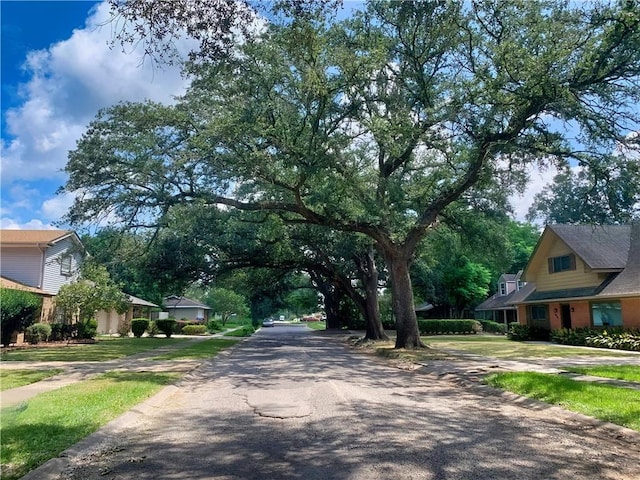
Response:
[[56, 263, 130, 336], [0, 289, 42, 347], [442, 258, 491, 318], [527, 155, 640, 225], [62, 1, 640, 348], [204, 287, 249, 325]]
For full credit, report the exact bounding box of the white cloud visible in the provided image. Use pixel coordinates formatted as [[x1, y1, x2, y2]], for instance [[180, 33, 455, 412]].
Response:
[[0, 217, 56, 230], [509, 163, 559, 222], [41, 191, 77, 221], [0, 1, 194, 186]]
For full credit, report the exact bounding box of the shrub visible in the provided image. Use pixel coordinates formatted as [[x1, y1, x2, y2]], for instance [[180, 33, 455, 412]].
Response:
[[147, 320, 159, 338], [25, 323, 52, 344], [585, 330, 640, 351], [50, 322, 76, 341], [479, 320, 506, 334], [225, 325, 255, 337], [117, 317, 132, 337], [417, 319, 482, 335], [0, 288, 42, 347], [508, 324, 550, 341], [207, 320, 223, 333], [78, 318, 98, 339], [182, 324, 207, 335], [156, 319, 177, 338], [131, 318, 150, 338]]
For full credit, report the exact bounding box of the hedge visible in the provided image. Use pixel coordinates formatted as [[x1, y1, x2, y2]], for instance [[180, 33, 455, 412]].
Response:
[[552, 327, 640, 351], [418, 319, 482, 335], [478, 320, 506, 334], [131, 318, 150, 338], [155, 319, 177, 338], [182, 325, 207, 335]]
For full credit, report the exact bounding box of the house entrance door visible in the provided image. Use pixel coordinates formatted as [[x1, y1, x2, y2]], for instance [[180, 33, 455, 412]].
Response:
[[561, 304, 572, 329]]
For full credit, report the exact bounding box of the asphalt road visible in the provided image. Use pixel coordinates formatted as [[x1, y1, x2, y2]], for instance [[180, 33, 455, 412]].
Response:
[[41, 325, 640, 480]]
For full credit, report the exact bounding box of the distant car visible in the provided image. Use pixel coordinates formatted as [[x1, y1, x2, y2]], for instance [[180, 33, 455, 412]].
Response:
[[262, 318, 275, 327]]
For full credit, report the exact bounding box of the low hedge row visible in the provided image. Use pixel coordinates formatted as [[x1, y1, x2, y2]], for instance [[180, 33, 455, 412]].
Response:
[[552, 327, 640, 351], [507, 324, 550, 341], [182, 325, 207, 335], [478, 320, 506, 334], [418, 319, 482, 335]]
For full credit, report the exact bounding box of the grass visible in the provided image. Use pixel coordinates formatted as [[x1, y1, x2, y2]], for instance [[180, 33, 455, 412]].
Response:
[[305, 321, 327, 330], [0, 337, 190, 362], [0, 369, 64, 391], [484, 372, 640, 432], [150, 338, 238, 360], [0, 371, 180, 480], [424, 335, 637, 359], [562, 365, 640, 382], [223, 326, 255, 337]]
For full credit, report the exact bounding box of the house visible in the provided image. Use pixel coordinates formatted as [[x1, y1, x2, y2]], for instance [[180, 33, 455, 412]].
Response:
[[164, 295, 211, 322], [95, 294, 160, 334], [0, 229, 85, 323], [475, 271, 532, 325], [513, 223, 640, 330]]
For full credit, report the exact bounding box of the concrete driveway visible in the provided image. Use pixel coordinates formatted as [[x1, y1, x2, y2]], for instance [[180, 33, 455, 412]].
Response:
[[21, 326, 640, 480]]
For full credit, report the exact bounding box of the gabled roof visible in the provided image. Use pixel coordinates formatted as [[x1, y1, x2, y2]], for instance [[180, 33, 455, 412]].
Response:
[[0, 229, 76, 246], [598, 223, 640, 297], [127, 294, 159, 308], [548, 224, 630, 270], [0, 276, 52, 296], [164, 295, 211, 310]]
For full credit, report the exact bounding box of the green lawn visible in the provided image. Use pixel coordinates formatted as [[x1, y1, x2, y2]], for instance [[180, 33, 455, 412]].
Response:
[[0, 371, 179, 480], [0, 337, 190, 362], [562, 365, 640, 383], [425, 335, 637, 359], [0, 369, 63, 391], [223, 326, 255, 337], [151, 338, 238, 360], [485, 372, 640, 432], [305, 321, 327, 330]]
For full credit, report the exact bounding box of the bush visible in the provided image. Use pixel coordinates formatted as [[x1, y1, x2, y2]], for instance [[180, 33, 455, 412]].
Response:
[[508, 324, 550, 341], [479, 320, 506, 334], [225, 325, 255, 337], [50, 322, 76, 341], [117, 317, 132, 337], [207, 320, 223, 333], [155, 319, 177, 338], [131, 318, 150, 338], [0, 288, 42, 347], [147, 320, 159, 338], [77, 318, 98, 339], [585, 331, 640, 351], [25, 323, 52, 344], [182, 324, 207, 335], [417, 319, 482, 335]]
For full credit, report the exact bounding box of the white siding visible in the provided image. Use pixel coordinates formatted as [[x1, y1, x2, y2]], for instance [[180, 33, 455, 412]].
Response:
[[0, 247, 43, 288], [42, 238, 82, 294]]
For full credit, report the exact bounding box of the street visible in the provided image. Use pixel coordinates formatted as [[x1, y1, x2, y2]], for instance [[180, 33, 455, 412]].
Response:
[[35, 325, 640, 480]]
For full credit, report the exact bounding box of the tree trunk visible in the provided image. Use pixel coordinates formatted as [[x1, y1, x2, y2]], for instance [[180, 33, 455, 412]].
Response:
[[361, 248, 388, 341], [323, 290, 342, 329], [383, 248, 424, 349]]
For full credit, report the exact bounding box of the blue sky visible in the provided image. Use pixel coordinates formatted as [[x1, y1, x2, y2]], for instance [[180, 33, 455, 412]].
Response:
[[1, 0, 191, 230], [0, 1, 558, 231]]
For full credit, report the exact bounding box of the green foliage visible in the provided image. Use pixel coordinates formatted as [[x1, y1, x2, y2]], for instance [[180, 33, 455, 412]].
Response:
[[147, 320, 159, 337], [207, 320, 223, 332], [478, 320, 506, 334], [155, 319, 177, 337], [224, 325, 255, 337], [418, 319, 482, 335], [24, 323, 52, 344], [585, 331, 640, 351], [56, 263, 130, 324], [0, 288, 42, 347], [131, 318, 150, 338], [117, 317, 132, 337], [77, 318, 98, 339], [508, 324, 550, 341], [442, 258, 491, 316], [204, 287, 249, 326], [181, 325, 207, 335], [49, 323, 76, 341]]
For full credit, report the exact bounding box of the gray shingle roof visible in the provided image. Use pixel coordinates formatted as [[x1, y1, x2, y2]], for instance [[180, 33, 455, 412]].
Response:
[[164, 296, 211, 310], [599, 223, 640, 296], [550, 224, 630, 270]]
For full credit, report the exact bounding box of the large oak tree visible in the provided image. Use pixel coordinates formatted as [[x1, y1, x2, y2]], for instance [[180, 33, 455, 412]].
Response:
[[63, 1, 640, 348]]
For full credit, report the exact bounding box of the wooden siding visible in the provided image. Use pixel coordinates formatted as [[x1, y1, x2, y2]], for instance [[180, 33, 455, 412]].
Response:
[[0, 246, 43, 288], [42, 238, 82, 294], [530, 239, 604, 291]]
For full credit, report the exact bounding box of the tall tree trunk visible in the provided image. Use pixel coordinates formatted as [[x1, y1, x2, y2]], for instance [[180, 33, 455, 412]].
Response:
[[383, 248, 424, 349], [359, 247, 387, 341], [323, 289, 342, 329]]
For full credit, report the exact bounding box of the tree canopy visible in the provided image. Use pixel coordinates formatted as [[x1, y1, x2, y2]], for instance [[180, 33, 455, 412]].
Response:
[[63, 0, 640, 348]]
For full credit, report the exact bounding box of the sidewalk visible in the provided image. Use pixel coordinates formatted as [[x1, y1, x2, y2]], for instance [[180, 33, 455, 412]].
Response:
[[1, 334, 218, 408]]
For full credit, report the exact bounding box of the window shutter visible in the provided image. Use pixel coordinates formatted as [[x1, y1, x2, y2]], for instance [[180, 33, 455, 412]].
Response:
[[548, 257, 554, 274], [569, 254, 576, 271]]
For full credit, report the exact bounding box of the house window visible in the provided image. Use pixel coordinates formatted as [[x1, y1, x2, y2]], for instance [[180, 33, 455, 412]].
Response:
[[591, 302, 622, 327], [548, 254, 576, 274], [499, 283, 506, 295], [517, 280, 524, 291], [60, 255, 73, 276], [528, 305, 547, 322]]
